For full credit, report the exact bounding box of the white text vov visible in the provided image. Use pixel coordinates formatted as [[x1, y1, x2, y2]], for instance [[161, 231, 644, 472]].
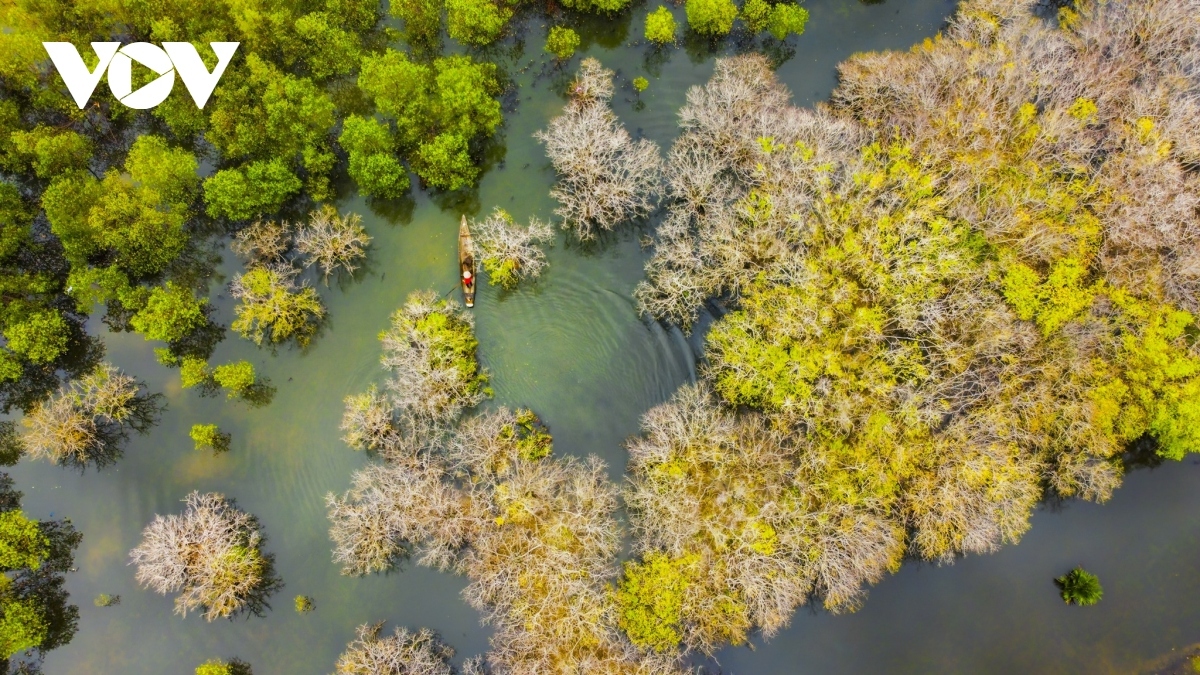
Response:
[[42, 42, 239, 110]]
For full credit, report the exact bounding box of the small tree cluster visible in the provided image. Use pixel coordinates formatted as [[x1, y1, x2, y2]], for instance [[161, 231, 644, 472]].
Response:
[[353, 52, 503, 191], [228, 205, 372, 347], [393, 0, 630, 48], [20, 364, 154, 468], [294, 595, 314, 614], [740, 0, 808, 40], [179, 359, 261, 402], [535, 59, 663, 240], [471, 209, 554, 289], [376, 291, 489, 428], [686, 0, 737, 36], [129, 492, 279, 622]]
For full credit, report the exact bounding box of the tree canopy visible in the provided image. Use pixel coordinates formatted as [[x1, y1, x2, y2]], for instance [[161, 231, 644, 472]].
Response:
[[0, 473, 81, 669], [631, 0, 1200, 655]]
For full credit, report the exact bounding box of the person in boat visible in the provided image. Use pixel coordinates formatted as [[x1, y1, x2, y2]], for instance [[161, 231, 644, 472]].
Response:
[[463, 268, 474, 289]]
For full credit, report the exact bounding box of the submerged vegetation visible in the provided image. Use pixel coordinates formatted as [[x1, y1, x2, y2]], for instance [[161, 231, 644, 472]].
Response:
[[630, 0, 1200, 656], [194, 659, 252, 675], [129, 492, 279, 622]]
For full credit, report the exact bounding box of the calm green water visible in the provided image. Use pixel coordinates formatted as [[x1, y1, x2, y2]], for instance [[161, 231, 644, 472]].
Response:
[[11, 1, 1200, 673]]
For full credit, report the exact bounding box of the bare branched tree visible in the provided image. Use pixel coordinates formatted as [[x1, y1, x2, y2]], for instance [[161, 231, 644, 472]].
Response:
[[340, 385, 397, 453], [472, 208, 554, 289], [21, 364, 157, 468], [535, 58, 663, 240], [129, 491, 279, 621], [335, 624, 455, 675], [231, 219, 292, 264], [295, 205, 372, 282]]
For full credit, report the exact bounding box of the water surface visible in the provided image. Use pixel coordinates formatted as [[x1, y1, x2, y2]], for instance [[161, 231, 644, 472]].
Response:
[[13, 1, 1196, 673]]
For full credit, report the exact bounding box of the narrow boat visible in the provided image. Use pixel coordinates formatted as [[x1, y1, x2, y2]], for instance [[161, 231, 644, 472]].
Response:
[[459, 216, 476, 308]]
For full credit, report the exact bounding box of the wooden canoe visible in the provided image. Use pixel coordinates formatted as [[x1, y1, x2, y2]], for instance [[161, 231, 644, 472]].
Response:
[[459, 216, 476, 308]]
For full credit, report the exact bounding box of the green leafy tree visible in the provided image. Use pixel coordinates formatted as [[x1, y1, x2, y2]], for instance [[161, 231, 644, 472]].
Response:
[[431, 56, 503, 141], [3, 311, 69, 365], [124, 135, 201, 207], [180, 357, 212, 390], [645, 6, 678, 44], [391, 0, 442, 45], [87, 175, 189, 278], [560, 0, 631, 12], [195, 657, 252, 675], [349, 152, 410, 199], [293, 595, 314, 613], [545, 27, 581, 60], [93, 593, 119, 607], [633, 77, 649, 93], [230, 267, 325, 347], [7, 126, 91, 179], [40, 171, 104, 267], [206, 54, 337, 201], [740, 0, 770, 32], [356, 52, 501, 190], [204, 159, 303, 221], [339, 116, 409, 198], [766, 3, 808, 39], [0, 473, 81, 663], [212, 362, 256, 399], [413, 133, 477, 191], [687, 0, 738, 35], [447, 0, 511, 46], [0, 182, 29, 260], [1057, 568, 1102, 606], [0, 511, 47, 571], [357, 51, 435, 149], [129, 283, 207, 343], [615, 552, 696, 653], [41, 136, 198, 281], [294, 12, 363, 80], [190, 424, 231, 454]]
